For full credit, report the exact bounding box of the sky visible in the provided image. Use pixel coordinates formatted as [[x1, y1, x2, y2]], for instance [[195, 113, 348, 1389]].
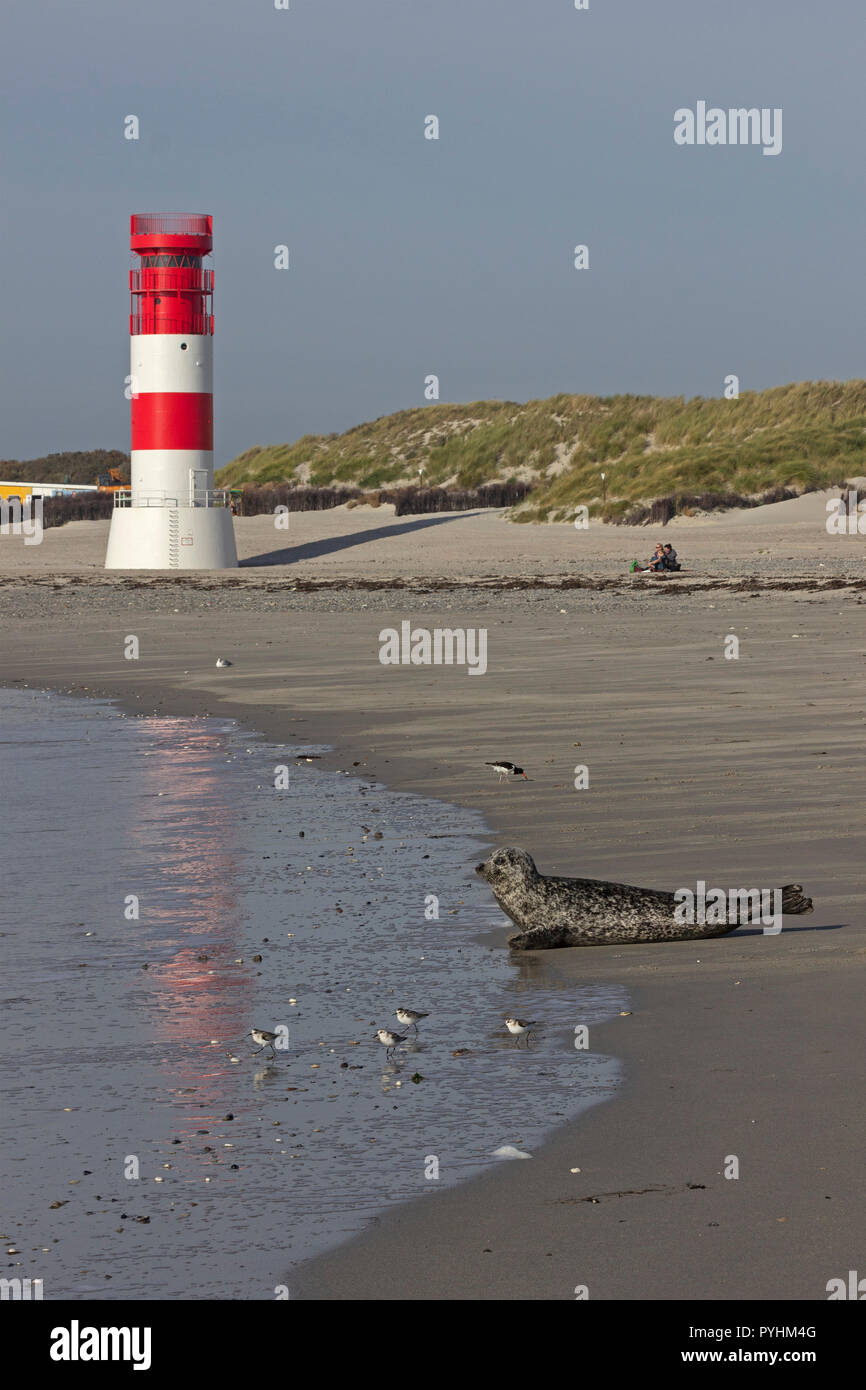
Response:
[[0, 0, 863, 466]]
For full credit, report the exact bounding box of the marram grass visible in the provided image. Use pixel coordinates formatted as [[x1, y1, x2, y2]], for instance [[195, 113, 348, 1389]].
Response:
[[215, 381, 866, 521]]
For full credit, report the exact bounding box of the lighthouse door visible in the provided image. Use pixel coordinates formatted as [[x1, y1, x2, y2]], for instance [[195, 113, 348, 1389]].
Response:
[[189, 469, 209, 506]]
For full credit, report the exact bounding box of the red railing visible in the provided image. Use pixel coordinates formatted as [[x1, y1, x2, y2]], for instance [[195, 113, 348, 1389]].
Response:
[[130, 314, 214, 336], [131, 213, 212, 238], [130, 268, 214, 294]]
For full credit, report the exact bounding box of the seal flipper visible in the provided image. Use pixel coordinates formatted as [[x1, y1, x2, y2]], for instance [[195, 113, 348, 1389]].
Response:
[[508, 923, 572, 951], [780, 884, 812, 915]]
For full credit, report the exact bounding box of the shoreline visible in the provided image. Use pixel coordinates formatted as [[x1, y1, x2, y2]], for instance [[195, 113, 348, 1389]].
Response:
[[2, 512, 864, 1300], [1, 679, 633, 1291]]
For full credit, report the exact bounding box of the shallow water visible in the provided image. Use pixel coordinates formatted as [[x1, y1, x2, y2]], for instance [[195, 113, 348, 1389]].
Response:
[[0, 688, 625, 1299]]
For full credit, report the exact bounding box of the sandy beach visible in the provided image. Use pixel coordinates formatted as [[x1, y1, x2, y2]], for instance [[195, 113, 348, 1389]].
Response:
[[3, 483, 866, 585], [2, 499, 864, 1300]]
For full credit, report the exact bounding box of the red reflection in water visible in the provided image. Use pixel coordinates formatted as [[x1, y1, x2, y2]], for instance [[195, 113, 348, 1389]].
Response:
[[125, 720, 255, 1082]]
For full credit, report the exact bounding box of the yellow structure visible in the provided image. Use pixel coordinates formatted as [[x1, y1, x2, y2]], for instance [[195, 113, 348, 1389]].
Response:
[[0, 481, 100, 503]]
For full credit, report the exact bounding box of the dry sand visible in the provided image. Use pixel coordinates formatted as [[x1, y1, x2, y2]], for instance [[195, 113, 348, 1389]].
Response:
[[1, 500, 864, 1300], [3, 482, 866, 584]]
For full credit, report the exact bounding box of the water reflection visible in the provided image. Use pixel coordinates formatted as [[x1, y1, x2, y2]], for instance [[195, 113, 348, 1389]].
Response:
[[1, 689, 626, 1301]]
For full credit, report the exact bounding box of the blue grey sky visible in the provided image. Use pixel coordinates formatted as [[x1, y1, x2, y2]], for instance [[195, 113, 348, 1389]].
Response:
[[1, 0, 863, 465]]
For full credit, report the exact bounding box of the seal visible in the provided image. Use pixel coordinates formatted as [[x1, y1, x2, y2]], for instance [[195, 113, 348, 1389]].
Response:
[[475, 847, 813, 949]]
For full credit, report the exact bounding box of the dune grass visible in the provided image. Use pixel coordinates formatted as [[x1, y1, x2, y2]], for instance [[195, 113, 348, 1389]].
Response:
[[216, 381, 866, 520]]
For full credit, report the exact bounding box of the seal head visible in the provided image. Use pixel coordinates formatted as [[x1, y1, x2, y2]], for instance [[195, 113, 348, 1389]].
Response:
[[476, 847, 538, 888]]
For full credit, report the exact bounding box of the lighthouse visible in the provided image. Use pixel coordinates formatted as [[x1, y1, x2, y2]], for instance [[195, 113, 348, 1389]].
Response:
[[105, 213, 238, 569]]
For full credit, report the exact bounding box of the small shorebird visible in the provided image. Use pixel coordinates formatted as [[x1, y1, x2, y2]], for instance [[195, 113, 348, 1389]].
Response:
[[250, 1027, 278, 1057], [215, 657, 233, 668], [505, 1016, 537, 1047], [486, 761, 527, 785], [396, 1007, 429, 1033], [376, 1028, 407, 1059]]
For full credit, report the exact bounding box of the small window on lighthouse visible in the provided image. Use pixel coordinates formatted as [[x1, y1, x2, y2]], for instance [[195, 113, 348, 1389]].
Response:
[[180, 342, 188, 350]]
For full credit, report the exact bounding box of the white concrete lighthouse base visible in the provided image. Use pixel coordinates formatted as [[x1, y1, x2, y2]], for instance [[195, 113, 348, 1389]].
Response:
[[105, 506, 238, 570]]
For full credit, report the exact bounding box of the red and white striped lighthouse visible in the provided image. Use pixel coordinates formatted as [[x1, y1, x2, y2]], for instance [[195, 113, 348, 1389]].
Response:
[[105, 213, 238, 569]]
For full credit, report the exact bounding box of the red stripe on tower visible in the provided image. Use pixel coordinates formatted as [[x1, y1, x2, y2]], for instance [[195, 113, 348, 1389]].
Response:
[[131, 393, 214, 451]]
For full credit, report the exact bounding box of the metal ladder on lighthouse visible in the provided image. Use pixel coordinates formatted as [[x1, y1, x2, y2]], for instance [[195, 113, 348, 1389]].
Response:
[[168, 510, 180, 568]]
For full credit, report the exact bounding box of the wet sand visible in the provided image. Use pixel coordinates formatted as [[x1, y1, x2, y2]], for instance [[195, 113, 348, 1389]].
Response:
[[1, 504, 864, 1299]]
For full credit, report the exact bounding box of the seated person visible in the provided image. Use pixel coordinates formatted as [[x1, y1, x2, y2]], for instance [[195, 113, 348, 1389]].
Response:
[[648, 543, 666, 571], [662, 543, 681, 571]]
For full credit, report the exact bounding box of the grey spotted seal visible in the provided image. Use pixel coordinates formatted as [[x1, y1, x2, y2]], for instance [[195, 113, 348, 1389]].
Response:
[[476, 848, 813, 949]]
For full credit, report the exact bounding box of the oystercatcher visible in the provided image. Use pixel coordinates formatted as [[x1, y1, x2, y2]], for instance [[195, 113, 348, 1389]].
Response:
[[486, 761, 527, 784]]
